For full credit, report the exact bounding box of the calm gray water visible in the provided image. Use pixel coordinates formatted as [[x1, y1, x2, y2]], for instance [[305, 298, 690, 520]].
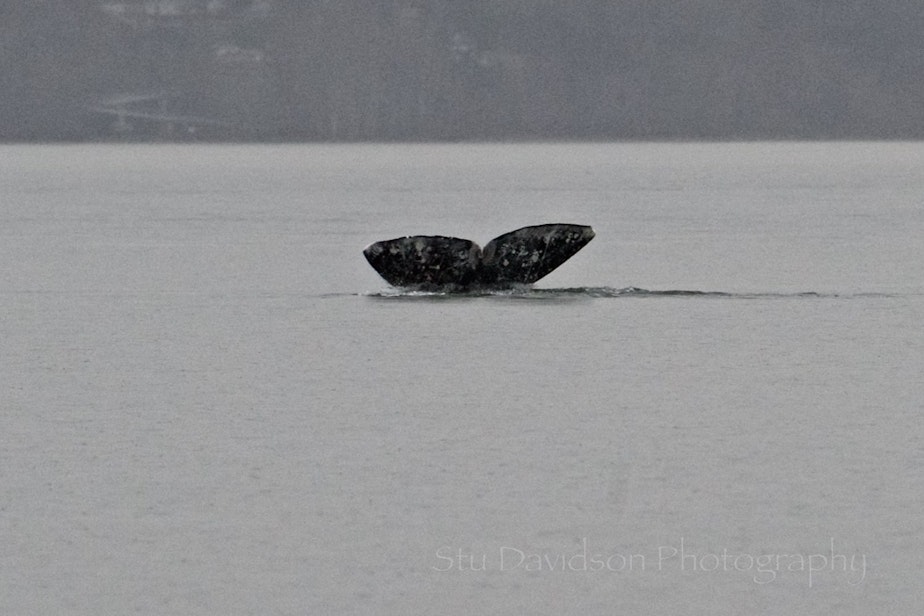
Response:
[[2, 143, 922, 614]]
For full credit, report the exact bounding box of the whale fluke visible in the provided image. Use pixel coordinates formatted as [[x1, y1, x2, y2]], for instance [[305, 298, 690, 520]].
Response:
[[363, 223, 595, 291], [362, 235, 481, 289]]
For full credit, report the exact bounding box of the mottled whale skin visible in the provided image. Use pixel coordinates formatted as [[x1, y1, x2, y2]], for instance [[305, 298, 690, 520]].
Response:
[[363, 223, 595, 291]]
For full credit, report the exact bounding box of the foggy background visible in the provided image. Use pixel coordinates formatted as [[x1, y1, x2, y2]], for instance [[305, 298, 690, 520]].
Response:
[[3, 0, 924, 141]]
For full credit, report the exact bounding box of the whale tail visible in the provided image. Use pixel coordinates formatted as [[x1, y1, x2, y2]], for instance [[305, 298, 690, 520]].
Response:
[[363, 224, 595, 291]]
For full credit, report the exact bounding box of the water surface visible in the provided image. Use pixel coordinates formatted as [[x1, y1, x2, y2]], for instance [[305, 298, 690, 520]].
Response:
[[2, 143, 922, 614]]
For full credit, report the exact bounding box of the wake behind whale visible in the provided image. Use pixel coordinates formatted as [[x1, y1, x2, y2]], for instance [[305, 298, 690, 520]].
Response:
[[361, 286, 873, 300]]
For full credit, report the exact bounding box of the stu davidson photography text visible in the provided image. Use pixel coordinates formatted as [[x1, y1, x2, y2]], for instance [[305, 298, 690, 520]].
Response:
[[432, 538, 867, 586]]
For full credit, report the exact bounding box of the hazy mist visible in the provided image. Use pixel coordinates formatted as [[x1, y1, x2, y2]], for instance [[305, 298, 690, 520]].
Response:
[[3, 0, 923, 141]]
